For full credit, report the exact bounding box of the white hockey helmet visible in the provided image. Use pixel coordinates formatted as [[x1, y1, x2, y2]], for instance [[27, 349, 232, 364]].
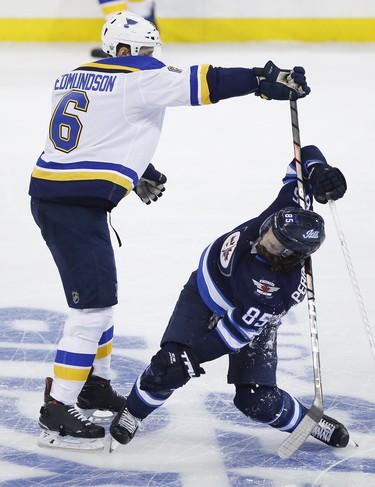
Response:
[[101, 11, 161, 57]]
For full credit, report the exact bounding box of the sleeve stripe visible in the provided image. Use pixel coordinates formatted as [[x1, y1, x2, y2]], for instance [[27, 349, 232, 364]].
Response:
[[190, 64, 212, 106], [226, 309, 253, 341], [190, 65, 199, 105], [215, 320, 248, 351], [197, 244, 233, 314], [199, 64, 211, 105]]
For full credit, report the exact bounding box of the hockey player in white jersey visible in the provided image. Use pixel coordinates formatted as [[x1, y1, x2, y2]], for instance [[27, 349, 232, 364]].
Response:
[[29, 11, 311, 450]]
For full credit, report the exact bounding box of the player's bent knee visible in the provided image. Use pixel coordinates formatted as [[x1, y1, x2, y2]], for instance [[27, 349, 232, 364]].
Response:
[[233, 384, 283, 424], [140, 343, 205, 394]]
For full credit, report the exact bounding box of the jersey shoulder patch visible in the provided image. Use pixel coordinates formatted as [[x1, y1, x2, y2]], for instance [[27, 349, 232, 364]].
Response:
[[167, 66, 183, 74], [219, 231, 240, 275]]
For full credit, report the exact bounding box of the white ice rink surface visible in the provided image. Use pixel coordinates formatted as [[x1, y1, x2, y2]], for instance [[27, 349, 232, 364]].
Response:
[[0, 40, 375, 486]]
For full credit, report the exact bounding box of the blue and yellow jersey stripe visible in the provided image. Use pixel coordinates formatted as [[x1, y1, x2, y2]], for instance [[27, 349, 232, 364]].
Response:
[[54, 326, 113, 381], [96, 326, 113, 360], [98, 0, 127, 18], [76, 62, 141, 74], [77, 56, 165, 73], [32, 157, 137, 193], [190, 64, 212, 106], [78, 58, 213, 108], [54, 350, 96, 381]]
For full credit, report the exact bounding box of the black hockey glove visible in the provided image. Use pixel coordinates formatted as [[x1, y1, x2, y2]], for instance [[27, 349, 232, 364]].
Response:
[[254, 61, 311, 101], [134, 163, 167, 205], [309, 163, 347, 204], [140, 343, 205, 394]]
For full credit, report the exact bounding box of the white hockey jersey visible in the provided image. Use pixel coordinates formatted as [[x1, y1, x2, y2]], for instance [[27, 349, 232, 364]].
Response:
[[29, 56, 212, 208]]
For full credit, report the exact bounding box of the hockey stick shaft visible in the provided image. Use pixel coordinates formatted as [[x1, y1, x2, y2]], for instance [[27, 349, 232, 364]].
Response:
[[290, 101, 323, 412], [278, 100, 324, 459], [328, 199, 375, 363]]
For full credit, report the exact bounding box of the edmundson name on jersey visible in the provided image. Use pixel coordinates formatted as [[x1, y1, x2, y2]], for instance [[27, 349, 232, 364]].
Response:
[[54, 72, 117, 92]]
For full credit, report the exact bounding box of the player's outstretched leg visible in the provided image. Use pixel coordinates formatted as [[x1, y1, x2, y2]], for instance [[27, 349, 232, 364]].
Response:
[[77, 369, 126, 418], [311, 414, 349, 448], [38, 377, 105, 450], [234, 384, 350, 449]]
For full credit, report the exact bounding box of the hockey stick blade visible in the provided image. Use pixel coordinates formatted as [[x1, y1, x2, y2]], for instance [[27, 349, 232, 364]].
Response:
[[278, 404, 323, 459]]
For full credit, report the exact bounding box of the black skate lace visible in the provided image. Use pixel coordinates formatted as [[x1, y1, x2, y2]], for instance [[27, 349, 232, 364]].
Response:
[[68, 406, 91, 425], [313, 418, 334, 442], [118, 409, 139, 434]]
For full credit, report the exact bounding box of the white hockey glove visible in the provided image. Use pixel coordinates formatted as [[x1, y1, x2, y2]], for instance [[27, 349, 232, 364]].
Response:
[[134, 164, 167, 205]]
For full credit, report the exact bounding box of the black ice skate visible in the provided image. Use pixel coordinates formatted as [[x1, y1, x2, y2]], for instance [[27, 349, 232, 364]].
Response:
[[109, 403, 141, 452], [76, 371, 126, 423], [38, 377, 105, 451], [311, 414, 349, 448]]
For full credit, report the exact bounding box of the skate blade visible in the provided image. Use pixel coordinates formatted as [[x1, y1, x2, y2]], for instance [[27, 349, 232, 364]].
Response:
[[349, 438, 359, 448], [77, 407, 115, 424], [109, 437, 122, 453], [38, 430, 104, 451]]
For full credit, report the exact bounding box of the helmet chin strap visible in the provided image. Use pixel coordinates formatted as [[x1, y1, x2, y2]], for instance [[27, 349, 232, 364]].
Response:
[[256, 242, 303, 272]]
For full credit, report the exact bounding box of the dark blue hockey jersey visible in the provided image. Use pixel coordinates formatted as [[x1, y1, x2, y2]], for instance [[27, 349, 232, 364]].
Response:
[[194, 145, 326, 360]]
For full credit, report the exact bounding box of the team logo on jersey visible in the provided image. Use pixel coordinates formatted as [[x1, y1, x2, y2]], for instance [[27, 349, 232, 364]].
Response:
[[72, 291, 80, 304], [220, 231, 240, 269], [252, 279, 280, 297], [167, 66, 183, 74]]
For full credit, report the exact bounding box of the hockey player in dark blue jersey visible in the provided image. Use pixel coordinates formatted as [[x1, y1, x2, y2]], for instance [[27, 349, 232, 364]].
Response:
[[109, 144, 349, 452]]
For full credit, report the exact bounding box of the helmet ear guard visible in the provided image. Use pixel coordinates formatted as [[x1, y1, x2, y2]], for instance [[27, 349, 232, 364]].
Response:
[[101, 11, 161, 57]]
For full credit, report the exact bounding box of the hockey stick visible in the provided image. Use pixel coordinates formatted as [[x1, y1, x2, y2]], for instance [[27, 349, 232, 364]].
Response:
[[328, 199, 375, 363], [278, 100, 324, 459]]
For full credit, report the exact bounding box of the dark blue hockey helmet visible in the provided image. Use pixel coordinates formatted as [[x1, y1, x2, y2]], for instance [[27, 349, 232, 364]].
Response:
[[259, 207, 325, 259]]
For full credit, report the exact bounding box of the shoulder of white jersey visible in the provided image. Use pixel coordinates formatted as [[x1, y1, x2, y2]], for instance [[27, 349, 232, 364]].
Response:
[[75, 56, 166, 74]]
